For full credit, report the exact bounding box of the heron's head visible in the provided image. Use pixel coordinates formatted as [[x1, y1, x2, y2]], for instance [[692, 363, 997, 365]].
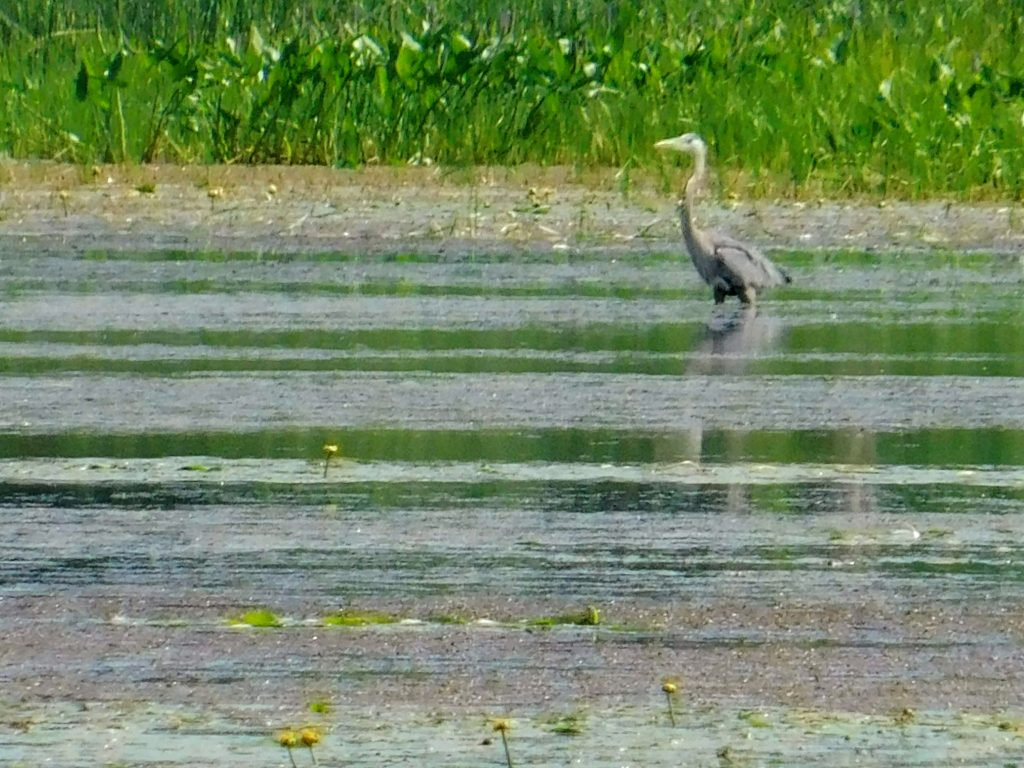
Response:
[[654, 132, 706, 156]]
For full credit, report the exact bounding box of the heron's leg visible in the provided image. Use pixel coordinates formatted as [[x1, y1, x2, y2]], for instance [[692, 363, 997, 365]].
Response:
[[713, 287, 727, 304], [738, 287, 757, 305]]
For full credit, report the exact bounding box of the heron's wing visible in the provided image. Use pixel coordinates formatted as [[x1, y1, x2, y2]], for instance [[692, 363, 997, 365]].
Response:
[[710, 232, 791, 289]]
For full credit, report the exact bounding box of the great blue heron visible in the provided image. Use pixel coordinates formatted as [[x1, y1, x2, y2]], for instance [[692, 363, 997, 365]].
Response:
[[655, 133, 791, 304]]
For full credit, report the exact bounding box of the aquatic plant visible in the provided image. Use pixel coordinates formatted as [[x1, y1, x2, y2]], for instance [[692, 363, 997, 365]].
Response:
[[275, 725, 323, 767], [738, 710, 772, 728], [322, 442, 339, 477], [428, 612, 469, 625], [489, 717, 514, 768], [895, 707, 916, 726], [997, 719, 1024, 734], [527, 604, 601, 627], [322, 609, 397, 626], [716, 745, 739, 765], [661, 679, 680, 726], [308, 699, 332, 715], [230, 608, 282, 628], [300, 727, 322, 766], [277, 729, 300, 768], [206, 186, 224, 210], [544, 711, 586, 736]]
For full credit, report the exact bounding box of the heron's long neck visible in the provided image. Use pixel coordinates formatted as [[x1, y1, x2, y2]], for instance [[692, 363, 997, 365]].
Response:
[[689, 145, 708, 190], [679, 149, 707, 257]]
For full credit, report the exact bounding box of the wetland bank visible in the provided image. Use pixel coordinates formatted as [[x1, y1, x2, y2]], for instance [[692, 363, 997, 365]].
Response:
[[0, 167, 1023, 767]]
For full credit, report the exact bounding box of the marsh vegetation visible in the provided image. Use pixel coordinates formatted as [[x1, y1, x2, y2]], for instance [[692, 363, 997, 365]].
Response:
[[1, 0, 1022, 198]]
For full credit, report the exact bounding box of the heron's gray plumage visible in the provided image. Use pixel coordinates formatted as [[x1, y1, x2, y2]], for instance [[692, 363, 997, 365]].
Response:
[[655, 132, 790, 305]]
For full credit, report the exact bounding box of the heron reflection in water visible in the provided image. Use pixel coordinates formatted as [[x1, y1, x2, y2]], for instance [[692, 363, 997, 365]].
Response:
[[680, 304, 788, 512], [686, 307, 785, 376]]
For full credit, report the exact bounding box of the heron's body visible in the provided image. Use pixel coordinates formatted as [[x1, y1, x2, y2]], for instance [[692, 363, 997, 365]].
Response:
[[656, 133, 790, 304]]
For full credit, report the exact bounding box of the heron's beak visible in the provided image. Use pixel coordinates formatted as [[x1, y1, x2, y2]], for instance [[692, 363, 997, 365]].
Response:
[[654, 136, 684, 152]]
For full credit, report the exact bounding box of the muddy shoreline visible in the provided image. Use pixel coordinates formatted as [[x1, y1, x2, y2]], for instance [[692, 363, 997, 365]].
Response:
[[2, 162, 1024, 257]]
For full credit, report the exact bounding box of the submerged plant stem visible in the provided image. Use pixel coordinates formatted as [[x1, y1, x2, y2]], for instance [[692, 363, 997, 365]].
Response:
[[500, 728, 513, 768]]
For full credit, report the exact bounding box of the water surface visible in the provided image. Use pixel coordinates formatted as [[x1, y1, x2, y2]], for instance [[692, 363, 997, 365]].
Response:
[[1, 245, 1023, 766]]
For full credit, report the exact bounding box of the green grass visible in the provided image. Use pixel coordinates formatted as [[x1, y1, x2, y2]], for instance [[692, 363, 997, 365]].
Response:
[[1, 0, 1023, 198]]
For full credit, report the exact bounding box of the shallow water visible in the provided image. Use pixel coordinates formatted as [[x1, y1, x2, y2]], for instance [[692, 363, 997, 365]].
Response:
[[4, 700, 1024, 768], [1, 246, 1023, 766]]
